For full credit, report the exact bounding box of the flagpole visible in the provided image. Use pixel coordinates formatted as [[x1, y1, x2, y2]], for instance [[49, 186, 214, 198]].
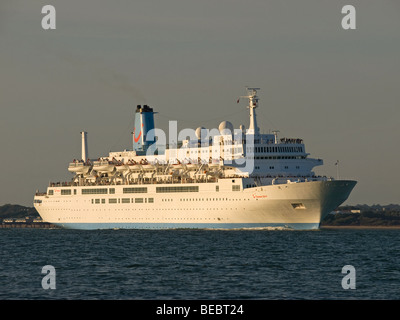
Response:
[[335, 160, 340, 180]]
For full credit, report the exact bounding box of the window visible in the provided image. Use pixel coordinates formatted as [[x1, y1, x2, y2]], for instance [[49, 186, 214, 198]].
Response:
[[156, 186, 199, 193], [82, 188, 108, 195], [216, 186, 219, 192], [123, 187, 147, 194], [135, 198, 144, 203], [109, 198, 117, 204], [95, 199, 100, 204], [148, 198, 154, 203], [232, 185, 240, 191], [109, 188, 115, 194], [122, 198, 130, 203], [48, 190, 54, 195], [61, 189, 71, 195]]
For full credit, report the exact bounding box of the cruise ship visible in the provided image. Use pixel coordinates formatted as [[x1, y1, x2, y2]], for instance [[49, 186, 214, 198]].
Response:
[[33, 88, 356, 230]]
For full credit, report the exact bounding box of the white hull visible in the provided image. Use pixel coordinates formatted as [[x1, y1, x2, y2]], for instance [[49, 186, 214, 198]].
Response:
[[34, 179, 356, 230]]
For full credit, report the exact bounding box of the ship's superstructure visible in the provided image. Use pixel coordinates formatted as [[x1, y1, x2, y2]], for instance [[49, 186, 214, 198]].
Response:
[[33, 88, 356, 230]]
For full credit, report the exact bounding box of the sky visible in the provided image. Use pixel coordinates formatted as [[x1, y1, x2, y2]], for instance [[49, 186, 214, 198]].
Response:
[[0, 0, 399, 206]]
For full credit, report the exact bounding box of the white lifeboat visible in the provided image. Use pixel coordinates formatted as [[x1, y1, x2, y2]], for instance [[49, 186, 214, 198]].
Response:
[[115, 161, 128, 172], [208, 158, 220, 169], [127, 159, 141, 171], [68, 161, 91, 174], [171, 159, 184, 170], [185, 159, 198, 171], [93, 159, 115, 174], [140, 159, 155, 170]]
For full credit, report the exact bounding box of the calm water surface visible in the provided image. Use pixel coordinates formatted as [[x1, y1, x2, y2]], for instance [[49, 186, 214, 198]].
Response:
[[0, 228, 399, 299]]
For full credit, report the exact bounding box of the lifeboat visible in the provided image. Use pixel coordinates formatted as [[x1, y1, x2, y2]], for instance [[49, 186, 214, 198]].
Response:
[[127, 159, 141, 171], [171, 159, 184, 170], [185, 159, 199, 171], [208, 158, 220, 169], [68, 161, 91, 174], [153, 159, 166, 169], [140, 159, 155, 170], [92, 159, 115, 174], [115, 161, 128, 173]]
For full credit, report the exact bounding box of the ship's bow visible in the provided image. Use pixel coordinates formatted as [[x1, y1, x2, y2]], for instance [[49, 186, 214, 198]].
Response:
[[317, 180, 357, 221]]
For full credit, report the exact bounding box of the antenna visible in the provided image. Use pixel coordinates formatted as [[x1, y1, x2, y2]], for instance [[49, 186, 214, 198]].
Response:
[[237, 87, 261, 102], [246, 87, 260, 96]]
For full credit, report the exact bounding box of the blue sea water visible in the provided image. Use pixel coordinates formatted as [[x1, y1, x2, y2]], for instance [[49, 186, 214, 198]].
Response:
[[0, 228, 399, 300]]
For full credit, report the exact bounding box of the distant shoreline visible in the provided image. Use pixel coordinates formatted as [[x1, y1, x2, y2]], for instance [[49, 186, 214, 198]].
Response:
[[0, 222, 59, 229], [321, 225, 400, 230]]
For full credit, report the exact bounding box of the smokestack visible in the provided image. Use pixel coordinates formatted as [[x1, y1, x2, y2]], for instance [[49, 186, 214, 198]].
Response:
[[80, 131, 88, 161], [133, 105, 156, 151]]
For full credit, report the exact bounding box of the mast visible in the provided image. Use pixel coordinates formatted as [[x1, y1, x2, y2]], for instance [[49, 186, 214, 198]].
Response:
[[239, 87, 260, 135]]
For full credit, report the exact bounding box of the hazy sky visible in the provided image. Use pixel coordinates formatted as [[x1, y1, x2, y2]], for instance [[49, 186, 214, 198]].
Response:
[[1, 0, 399, 206]]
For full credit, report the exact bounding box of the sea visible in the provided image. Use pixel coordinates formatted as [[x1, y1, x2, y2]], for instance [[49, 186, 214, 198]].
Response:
[[1, 227, 399, 302]]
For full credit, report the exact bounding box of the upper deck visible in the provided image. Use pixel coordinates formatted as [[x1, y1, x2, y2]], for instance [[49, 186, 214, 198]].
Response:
[[36, 173, 333, 198], [58, 88, 325, 191]]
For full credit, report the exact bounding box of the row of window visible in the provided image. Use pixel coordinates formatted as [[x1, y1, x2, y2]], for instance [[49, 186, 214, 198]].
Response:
[[156, 186, 199, 193], [254, 165, 301, 170], [82, 188, 110, 195], [248, 146, 304, 153], [90, 196, 250, 204], [180, 197, 249, 202], [92, 199, 302, 206], [48, 185, 240, 196], [123, 187, 148, 194], [91, 198, 154, 204], [254, 156, 306, 160], [215, 185, 240, 191], [49, 187, 149, 196], [187, 147, 241, 154]]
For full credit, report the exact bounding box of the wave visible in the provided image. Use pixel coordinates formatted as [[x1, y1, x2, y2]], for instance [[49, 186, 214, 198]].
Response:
[[203, 226, 294, 231]]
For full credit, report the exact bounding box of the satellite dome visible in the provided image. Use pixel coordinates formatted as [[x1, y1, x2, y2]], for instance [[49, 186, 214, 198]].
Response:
[[195, 126, 207, 139], [218, 121, 234, 135]]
